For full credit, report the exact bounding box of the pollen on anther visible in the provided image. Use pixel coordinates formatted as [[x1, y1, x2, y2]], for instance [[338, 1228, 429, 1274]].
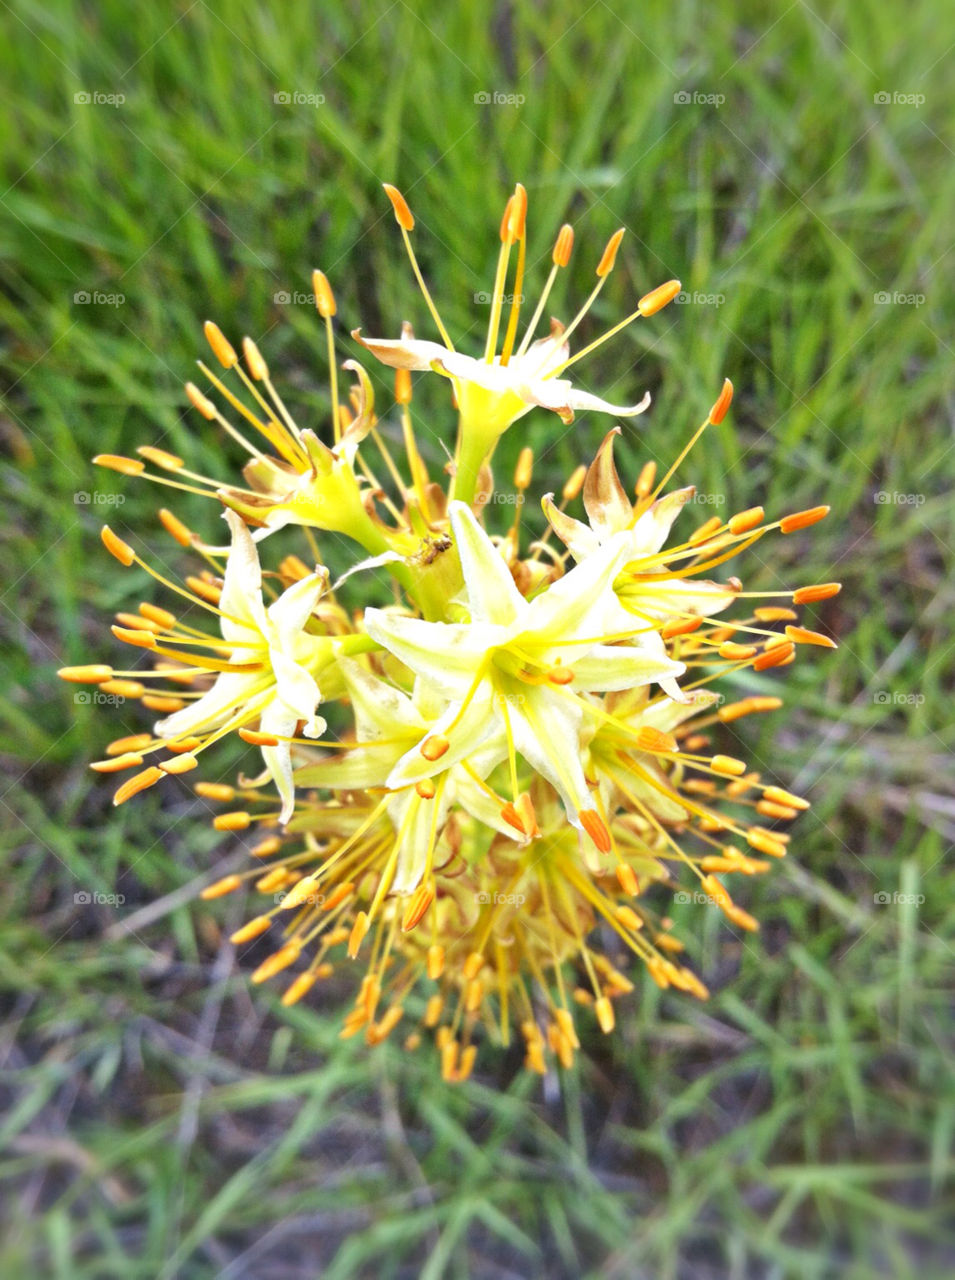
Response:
[[708, 378, 734, 424], [58, 663, 114, 684]]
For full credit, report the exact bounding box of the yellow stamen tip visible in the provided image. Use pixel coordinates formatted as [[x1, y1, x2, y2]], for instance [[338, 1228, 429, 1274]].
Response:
[[238, 728, 281, 746], [101, 526, 135, 567], [213, 812, 252, 832], [419, 734, 450, 761], [113, 766, 163, 806], [596, 228, 626, 277], [312, 269, 337, 318], [58, 663, 113, 684], [159, 753, 198, 775], [185, 381, 217, 420], [230, 915, 272, 944], [93, 454, 145, 476], [553, 222, 574, 268], [242, 336, 269, 381], [728, 506, 764, 535], [203, 320, 238, 369], [200, 874, 243, 900], [159, 508, 193, 547]]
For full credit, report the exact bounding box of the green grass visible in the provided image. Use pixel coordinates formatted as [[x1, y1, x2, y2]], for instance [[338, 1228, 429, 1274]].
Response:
[[1, 1, 953, 1275]]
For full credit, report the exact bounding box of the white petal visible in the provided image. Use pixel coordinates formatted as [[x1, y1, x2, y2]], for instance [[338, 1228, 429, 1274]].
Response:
[[563, 644, 685, 692], [259, 701, 300, 824], [351, 330, 453, 371], [448, 501, 524, 627], [266, 571, 327, 649], [507, 690, 593, 821], [363, 608, 495, 697], [219, 511, 268, 641]]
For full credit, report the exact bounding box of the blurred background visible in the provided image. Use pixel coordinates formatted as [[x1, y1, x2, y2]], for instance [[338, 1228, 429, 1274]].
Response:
[[1, 1, 953, 1276]]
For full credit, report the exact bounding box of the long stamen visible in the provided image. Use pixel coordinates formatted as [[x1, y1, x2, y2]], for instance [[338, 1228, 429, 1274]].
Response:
[[382, 184, 455, 351]]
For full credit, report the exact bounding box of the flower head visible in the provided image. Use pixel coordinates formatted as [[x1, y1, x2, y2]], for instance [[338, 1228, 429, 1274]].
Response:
[[356, 182, 682, 504], [62, 178, 843, 1081]]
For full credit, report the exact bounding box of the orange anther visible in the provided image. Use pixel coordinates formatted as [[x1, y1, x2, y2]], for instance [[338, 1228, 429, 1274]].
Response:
[[708, 378, 734, 424], [203, 320, 237, 368], [401, 884, 434, 932], [242, 336, 269, 381], [230, 915, 272, 944], [728, 506, 764, 535], [113, 766, 163, 805], [251, 943, 301, 983], [58, 663, 114, 684], [382, 183, 414, 230], [785, 624, 837, 649], [348, 910, 369, 957], [101, 526, 135, 566], [312, 269, 337, 318], [636, 726, 678, 753], [552, 223, 574, 267], [213, 812, 251, 832], [579, 809, 611, 852], [780, 505, 829, 534], [159, 508, 193, 546], [637, 279, 682, 316], [93, 454, 144, 476], [200, 874, 242, 900], [185, 381, 217, 420], [596, 228, 626, 277], [710, 754, 747, 777], [615, 863, 640, 896], [419, 734, 450, 761], [793, 582, 842, 605]]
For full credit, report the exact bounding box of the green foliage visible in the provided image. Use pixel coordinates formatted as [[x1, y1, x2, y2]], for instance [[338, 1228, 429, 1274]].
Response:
[[1, 0, 952, 1274]]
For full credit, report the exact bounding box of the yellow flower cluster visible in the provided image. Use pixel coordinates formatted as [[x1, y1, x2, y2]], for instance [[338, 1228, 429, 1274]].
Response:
[[60, 183, 839, 1079]]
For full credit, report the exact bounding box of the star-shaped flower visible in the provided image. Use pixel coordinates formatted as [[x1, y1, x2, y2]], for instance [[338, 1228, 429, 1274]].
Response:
[[364, 501, 684, 842], [157, 510, 329, 822]]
